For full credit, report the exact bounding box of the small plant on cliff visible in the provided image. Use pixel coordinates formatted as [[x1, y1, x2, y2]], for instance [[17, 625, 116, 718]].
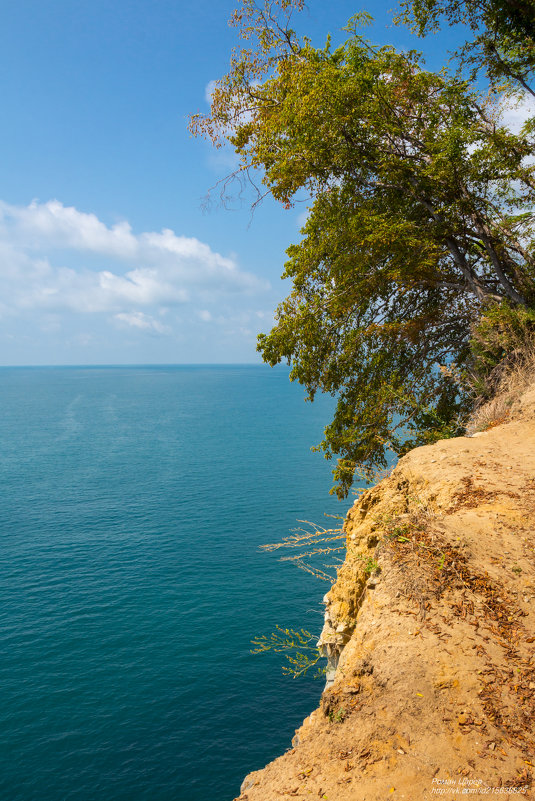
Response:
[[328, 707, 347, 724], [355, 553, 381, 575], [469, 303, 535, 399], [250, 625, 324, 679], [251, 517, 346, 678], [465, 303, 535, 432], [260, 518, 345, 583]]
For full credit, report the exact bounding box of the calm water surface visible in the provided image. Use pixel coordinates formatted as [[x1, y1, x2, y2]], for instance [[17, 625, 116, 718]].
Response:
[[0, 365, 344, 801]]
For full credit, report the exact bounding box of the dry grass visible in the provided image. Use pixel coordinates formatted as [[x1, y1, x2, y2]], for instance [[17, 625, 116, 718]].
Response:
[[465, 339, 535, 435]]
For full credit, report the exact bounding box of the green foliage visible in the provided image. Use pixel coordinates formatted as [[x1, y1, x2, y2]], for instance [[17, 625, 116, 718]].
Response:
[[328, 707, 347, 723], [397, 0, 535, 98], [191, 0, 535, 497], [356, 553, 381, 574], [469, 302, 535, 397], [250, 625, 324, 678]]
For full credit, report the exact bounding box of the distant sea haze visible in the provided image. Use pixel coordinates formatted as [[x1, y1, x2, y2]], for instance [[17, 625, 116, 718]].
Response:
[[0, 364, 342, 801]]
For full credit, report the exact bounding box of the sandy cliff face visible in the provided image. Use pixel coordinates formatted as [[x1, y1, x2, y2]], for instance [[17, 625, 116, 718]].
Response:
[[236, 385, 535, 801]]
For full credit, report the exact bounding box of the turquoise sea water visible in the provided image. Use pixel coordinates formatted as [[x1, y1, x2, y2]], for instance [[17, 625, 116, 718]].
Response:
[[0, 365, 343, 801]]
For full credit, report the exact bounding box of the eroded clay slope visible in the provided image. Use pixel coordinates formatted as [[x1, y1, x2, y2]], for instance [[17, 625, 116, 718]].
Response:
[[236, 385, 535, 801]]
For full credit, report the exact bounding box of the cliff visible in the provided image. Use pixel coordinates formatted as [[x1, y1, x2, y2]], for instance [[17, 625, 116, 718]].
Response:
[[236, 383, 535, 800]]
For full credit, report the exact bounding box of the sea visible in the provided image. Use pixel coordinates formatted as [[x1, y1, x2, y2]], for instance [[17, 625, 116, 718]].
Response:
[[0, 364, 348, 801]]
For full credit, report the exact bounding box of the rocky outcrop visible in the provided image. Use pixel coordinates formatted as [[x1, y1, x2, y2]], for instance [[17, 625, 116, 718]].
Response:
[[236, 384, 535, 800]]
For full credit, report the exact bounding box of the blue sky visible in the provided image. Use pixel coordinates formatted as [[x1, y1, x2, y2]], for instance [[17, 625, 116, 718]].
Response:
[[0, 0, 526, 365]]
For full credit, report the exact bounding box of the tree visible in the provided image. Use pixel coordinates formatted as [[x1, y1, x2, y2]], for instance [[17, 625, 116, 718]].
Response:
[[398, 0, 535, 98], [190, 1, 535, 497]]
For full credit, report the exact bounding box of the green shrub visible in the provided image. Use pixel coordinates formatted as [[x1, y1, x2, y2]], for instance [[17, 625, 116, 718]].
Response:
[[469, 303, 535, 400]]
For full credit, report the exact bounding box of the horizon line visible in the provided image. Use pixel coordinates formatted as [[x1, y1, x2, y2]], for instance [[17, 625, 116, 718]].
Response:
[[0, 361, 288, 369]]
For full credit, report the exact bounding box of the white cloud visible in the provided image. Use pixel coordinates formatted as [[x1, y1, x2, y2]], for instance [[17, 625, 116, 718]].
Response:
[[0, 199, 268, 321], [205, 79, 218, 105], [0, 198, 279, 364], [114, 311, 171, 334], [499, 92, 535, 135], [0, 199, 138, 257], [296, 208, 310, 230]]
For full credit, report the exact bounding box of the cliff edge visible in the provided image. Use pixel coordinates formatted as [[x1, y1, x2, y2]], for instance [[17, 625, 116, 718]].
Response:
[[237, 383, 535, 800]]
